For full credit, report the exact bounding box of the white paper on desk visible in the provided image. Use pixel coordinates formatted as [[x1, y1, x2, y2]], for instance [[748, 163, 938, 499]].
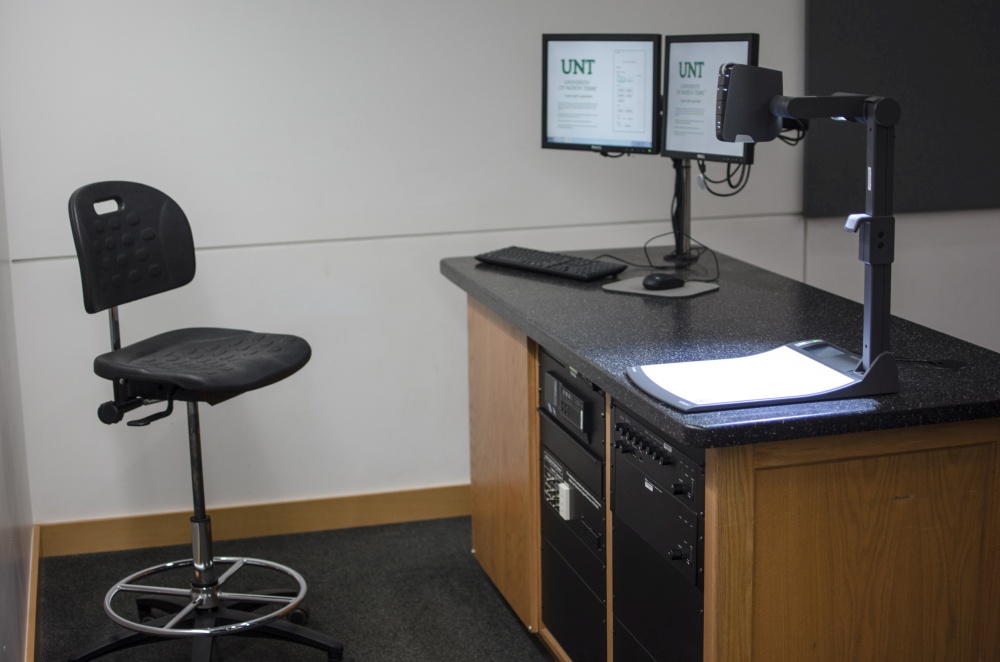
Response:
[[637, 345, 855, 405]]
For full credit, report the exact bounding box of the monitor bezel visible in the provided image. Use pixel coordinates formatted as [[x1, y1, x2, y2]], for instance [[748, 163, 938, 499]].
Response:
[[661, 33, 760, 164], [542, 33, 663, 156]]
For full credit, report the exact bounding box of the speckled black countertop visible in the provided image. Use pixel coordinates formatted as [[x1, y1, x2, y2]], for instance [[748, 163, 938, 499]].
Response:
[[441, 248, 1000, 449]]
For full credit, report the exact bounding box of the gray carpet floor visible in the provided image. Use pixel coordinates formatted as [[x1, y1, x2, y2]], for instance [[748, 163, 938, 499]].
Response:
[[36, 516, 552, 661]]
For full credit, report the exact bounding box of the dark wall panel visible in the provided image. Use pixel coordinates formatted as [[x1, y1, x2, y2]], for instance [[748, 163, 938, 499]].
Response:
[[804, 0, 998, 217]]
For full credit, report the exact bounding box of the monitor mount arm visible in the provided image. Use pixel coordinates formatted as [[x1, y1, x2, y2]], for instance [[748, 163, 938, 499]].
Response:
[[770, 94, 900, 372]]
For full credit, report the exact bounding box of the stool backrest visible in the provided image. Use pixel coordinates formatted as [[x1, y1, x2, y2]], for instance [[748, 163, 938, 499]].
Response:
[[69, 181, 196, 314]]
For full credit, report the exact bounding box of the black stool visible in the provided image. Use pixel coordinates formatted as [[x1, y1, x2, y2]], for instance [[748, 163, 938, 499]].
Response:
[[66, 181, 345, 661]]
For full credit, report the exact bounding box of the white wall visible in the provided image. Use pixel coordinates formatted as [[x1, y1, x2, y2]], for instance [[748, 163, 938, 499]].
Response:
[[0, 130, 32, 662], [1, 0, 806, 261], [0, 0, 808, 525]]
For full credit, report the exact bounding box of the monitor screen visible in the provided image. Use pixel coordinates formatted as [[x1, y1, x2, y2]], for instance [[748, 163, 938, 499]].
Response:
[[542, 34, 661, 155], [662, 33, 759, 163]]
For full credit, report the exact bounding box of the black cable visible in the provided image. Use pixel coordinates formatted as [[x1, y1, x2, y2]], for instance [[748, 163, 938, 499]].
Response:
[[842, 349, 966, 372], [595, 231, 721, 282], [895, 357, 966, 371], [695, 160, 752, 197], [698, 162, 742, 186], [776, 118, 807, 145]]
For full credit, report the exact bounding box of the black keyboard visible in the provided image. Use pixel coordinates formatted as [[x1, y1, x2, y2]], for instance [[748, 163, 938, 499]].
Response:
[[475, 246, 627, 282]]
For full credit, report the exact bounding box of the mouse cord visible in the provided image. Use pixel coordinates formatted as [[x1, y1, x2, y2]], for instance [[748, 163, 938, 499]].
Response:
[[594, 232, 720, 282]]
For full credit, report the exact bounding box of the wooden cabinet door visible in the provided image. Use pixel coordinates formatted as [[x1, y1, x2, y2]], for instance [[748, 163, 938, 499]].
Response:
[[467, 296, 541, 631], [705, 420, 1000, 662]]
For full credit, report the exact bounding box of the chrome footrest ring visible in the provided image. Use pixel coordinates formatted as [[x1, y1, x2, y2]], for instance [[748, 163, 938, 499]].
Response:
[[103, 556, 308, 637]]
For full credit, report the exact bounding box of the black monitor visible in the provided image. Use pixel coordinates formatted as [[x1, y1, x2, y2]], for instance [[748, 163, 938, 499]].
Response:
[[542, 34, 662, 155], [662, 33, 759, 163]]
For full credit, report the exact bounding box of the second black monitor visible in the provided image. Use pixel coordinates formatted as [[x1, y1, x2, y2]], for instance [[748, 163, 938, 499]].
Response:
[[662, 33, 759, 163]]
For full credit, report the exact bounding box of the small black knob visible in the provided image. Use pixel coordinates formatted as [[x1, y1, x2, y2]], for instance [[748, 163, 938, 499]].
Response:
[[98, 401, 124, 424], [97, 396, 144, 425]]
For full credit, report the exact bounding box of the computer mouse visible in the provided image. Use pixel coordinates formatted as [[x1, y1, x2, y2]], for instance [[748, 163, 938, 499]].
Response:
[[642, 272, 685, 291]]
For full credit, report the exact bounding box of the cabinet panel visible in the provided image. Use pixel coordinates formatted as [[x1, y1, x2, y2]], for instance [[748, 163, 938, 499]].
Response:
[[467, 296, 540, 631], [753, 442, 993, 661], [705, 422, 1000, 662]]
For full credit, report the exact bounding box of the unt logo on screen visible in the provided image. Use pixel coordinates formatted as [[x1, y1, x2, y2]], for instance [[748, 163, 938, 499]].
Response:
[[561, 59, 595, 75], [678, 61, 706, 78]]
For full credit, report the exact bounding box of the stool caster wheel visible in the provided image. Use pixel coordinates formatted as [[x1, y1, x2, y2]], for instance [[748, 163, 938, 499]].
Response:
[[287, 604, 310, 626]]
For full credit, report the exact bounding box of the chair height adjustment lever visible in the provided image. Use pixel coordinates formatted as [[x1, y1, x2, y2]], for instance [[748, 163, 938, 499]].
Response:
[[127, 396, 176, 427], [98, 397, 144, 425]]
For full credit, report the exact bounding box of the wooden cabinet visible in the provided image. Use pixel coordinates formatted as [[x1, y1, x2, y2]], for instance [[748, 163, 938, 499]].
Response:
[[466, 295, 1000, 661], [705, 421, 1000, 662]]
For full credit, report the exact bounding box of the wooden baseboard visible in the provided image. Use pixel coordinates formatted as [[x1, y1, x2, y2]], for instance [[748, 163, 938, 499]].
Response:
[[37, 483, 471, 558], [25, 525, 40, 662]]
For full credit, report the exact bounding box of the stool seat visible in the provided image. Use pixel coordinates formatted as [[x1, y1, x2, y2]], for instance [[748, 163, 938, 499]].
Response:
[[95, 328, 311, 396]]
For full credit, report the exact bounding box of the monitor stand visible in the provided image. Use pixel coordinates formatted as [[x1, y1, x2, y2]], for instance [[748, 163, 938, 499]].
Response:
[[662, 158, 699, 268]]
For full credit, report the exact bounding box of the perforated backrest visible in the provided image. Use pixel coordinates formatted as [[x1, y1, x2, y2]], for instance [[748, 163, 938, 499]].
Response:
[[69, 181, 196, 314]]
